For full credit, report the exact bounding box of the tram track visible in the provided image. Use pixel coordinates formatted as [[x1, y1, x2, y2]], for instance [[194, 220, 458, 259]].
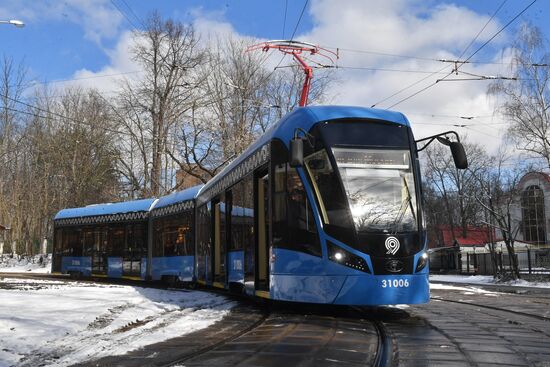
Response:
[[434, 296, 550, 322], [159, 309, 270, 367], [372, 320, 394, 367], [3, 274, 388, 366]]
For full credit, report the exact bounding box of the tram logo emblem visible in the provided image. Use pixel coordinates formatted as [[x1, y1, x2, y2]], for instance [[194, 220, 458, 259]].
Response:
[[385, 259, 404, 273], [385, 236, 400, 255]]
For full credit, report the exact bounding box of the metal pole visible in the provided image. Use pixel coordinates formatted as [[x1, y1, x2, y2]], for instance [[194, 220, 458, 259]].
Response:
[[0, 20, 24, 27]]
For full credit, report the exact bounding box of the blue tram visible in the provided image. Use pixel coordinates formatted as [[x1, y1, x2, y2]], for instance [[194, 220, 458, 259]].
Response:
[[53, 198, 155, 279], [52, 105, 466, 305], [148, 185, 202, 283]]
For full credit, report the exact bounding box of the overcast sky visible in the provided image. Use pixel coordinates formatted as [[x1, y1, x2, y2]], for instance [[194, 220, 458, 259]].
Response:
[[1, 0, 548, 154]]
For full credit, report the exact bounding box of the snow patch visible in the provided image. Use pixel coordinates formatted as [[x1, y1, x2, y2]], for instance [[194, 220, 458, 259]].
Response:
[[0, 278, 234, 366], [430, 274, 550, 289]]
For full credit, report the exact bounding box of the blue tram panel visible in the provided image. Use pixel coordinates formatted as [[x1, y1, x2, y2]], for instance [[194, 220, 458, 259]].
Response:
[[50, 106, 463, 306], [228, 250, 245, 284], [61, 257, 92, 277], [147, 256, 195, 282]]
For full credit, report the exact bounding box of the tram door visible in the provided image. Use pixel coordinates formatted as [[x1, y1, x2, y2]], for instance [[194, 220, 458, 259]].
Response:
[[213, 195, 227, 286], [255, 170, 270, 291]]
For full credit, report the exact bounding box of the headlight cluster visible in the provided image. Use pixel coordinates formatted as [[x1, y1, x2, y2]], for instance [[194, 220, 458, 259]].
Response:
[[327, 241, 370, 273], [415, 252, 429, 273]]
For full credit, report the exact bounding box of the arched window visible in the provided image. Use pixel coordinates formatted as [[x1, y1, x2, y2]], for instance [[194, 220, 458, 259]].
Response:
[[522, 185, 546, 244]]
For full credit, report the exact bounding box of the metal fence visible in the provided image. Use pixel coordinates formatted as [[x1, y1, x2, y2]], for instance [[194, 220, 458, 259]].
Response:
[[429, 247, 550, 275]]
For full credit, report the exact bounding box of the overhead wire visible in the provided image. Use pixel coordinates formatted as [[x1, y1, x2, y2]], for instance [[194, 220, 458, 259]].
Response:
[[319, 65, 450, 75], [4, 97, 127, 136], [321, 44, 546, 67], [119, 0, 146, 29], [110, 0, 141, 30], [282, 0, 288, 39], [266, 0, 310, 82], [290, 0, 309, 41], [371, 0, 508, 109], [384, 0, 537, 110]]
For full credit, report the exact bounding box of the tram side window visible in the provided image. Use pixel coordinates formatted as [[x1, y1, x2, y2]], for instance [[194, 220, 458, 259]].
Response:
[[272, 162, 287, 248], [163, 218, 178, 256], [179, 211, 194, 256], [171, 211, 193, 256], [110, 225, 126, 257], [54, 228, 73, 259], [271, 139, 321, 257], [82, 229, 94, 256], [66, 228, 82, 256], [287, 167, 322, 257], [197, 204, 211, 253], [243, 175, 254, 250], [153, 219, 163, 257], [196, 203, 212, 277], [229, 177, 255, 253], [127, 224, 146, 258], [230, 181, 245, 251]]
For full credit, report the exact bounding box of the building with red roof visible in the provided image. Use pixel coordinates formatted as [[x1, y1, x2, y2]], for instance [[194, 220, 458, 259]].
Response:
[[434, 225, 495, 248]]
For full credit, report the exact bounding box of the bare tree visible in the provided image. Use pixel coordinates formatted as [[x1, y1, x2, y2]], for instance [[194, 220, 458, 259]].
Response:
[[423, 139, 490, 243], [489, 23, 550, 168], [167, 36, 334, 185], [116, 12, 204, 196], [473, 149, 524, 280], [0, 56, 29, 255]]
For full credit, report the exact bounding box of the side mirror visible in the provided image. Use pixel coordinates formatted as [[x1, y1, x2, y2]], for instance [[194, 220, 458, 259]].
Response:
[[450, 142, 468, 169], [289, 137, 304, 167]]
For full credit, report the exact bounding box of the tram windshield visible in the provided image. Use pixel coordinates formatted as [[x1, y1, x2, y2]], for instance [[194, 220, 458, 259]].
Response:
[[331, 148, 417, 233], [304, 120, 421, 254]]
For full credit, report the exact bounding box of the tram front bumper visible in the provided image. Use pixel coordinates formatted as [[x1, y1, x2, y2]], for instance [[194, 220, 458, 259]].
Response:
[[333, 273, 429, 305]]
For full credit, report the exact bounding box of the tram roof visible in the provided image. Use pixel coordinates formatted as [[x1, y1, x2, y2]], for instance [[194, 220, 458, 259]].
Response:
[[199, 105, 410, 196], [151, 185, 203, 211], [54, 198, 157, 220]]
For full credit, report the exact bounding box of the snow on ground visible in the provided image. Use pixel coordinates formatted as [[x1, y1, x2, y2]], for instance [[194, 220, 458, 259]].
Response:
[[0, 255, 51, 274], [0, 278, 234, 367], [429, 282, 498, 295], [430, 274, 550, 289]]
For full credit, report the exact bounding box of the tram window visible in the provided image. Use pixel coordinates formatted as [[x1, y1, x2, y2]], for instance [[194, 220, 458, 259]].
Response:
[[82, 229, 94, 256], [174, 211, 193, 256], [287, 167, 322, 257], [163, 219, 177, 256], [110, 225, 125, 257], [272, 161, 321, 257], [230, 177, 255, 253], [152, 211, 193, 257], [272, 163, 287, 248], [66, 228, 81, 256], [153, 219, 163, 257], [230, 181, 245, 251], [127, 224, 146, 258], [304, 148, 355, 242], [197, 203, 212, 258]]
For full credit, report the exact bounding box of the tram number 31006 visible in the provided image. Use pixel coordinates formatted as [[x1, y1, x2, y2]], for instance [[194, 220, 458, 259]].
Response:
[[381, 279, 410, 288]]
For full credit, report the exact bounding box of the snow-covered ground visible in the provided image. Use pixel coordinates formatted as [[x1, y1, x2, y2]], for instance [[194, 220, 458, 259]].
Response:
[[0, 255, 51, 274], [0, 277, 234, 367], [430, 274, 550, 289]]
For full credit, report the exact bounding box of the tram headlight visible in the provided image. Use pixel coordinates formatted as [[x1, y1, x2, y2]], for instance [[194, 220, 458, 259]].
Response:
[[327, 241, 370, 273], [415, 252, 429, 273]]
